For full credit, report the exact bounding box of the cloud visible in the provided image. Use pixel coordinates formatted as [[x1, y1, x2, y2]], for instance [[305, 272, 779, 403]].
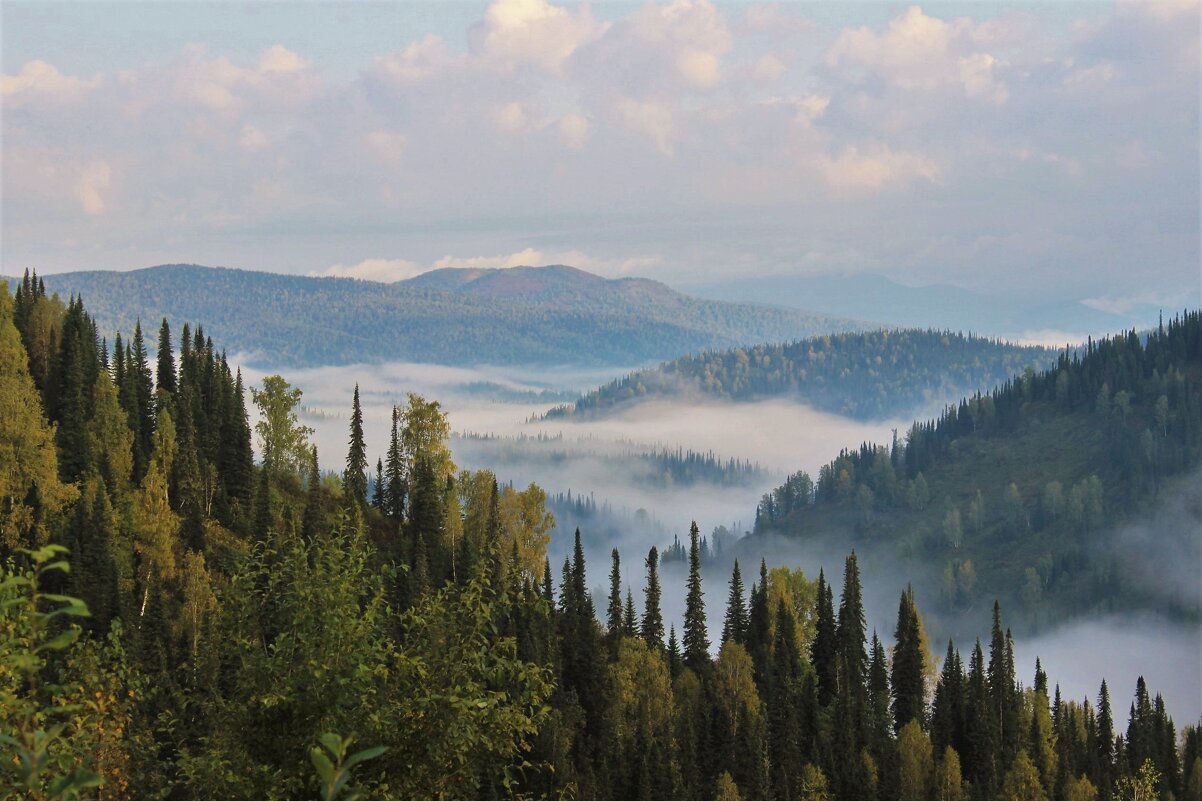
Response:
[[816, 144, 939, 191], [477, 0, 607, 74], [74, 161, 112, 215], [238, 124, 270, 153], [313, 258, 426, 283], [364, 130, 407, 168], [825, 6, 1009, 103], [1, 60, 101, 106]]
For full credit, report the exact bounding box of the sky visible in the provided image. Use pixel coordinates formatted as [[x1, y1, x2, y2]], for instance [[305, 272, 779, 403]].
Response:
[[2, 0, 1199, 311]]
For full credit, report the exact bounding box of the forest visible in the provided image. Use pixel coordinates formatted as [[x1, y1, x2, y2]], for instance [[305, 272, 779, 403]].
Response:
[[752, 312, 1202, 624], [2, 275, 1200, 801], [32, 265, 857, 369], [545, 330, 1056, 422]]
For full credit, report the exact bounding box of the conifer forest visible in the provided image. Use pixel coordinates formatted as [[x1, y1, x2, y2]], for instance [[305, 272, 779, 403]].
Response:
[[3, 2, 1201, 799], [3, 268, 1201, 801]]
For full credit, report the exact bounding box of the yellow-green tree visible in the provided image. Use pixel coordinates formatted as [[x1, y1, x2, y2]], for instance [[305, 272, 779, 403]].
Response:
[[0, 284, 74, 552], [498, 483, 554, 583], [898, 719, 934, 801]]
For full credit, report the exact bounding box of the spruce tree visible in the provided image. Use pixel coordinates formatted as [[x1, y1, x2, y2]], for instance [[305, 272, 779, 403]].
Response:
[[607, 548, 623, 647], [721, 559, 748, 646], [892, 586, 927, 732], [371, 458, 385, 510], [384, 404, 405, 520], [343, 384, 368, 507], [623, 589, 636, 637], [836, 551, 867, 700], [811, 567, 838, 705], [156, 317, 176, 397], [640, 546, 664, 648], [682, 521, 709, 671]]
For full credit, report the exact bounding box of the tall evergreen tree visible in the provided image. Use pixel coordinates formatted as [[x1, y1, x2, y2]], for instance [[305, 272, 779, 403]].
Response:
[[156, 317, 176, 397], [721, 559, 748, 646], [682, 521, 709, 672], [640, 546, 663, 648], [384, 404, 405, 520], [607, 548, 623, 650], [344, 384, 368, 507], [371, 458, 385, 510], [811, 567, 838, 705], [836, 552, 867, 700], [892, 586, 927, 732]]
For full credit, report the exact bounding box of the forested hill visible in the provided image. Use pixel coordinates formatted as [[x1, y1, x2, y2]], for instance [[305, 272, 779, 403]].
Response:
[[29, 264, 861, 367], [547, 329, 1057, 421], [2, 280, 1198, 800], [753, 311, 1202, 626]]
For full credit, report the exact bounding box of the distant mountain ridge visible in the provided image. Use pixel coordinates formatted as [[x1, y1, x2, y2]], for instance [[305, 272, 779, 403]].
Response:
[[28, 264, 864, 368]]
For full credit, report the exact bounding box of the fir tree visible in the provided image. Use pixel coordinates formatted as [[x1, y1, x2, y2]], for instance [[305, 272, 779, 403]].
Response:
[[156, 317, 176, 397], [607, 548, 623, 649], [892, 586, 927, 732], [721, 559, 748, 647], [343, 384, 368, 507], [385, 404, 405, 520], [836, 552, 867, 700], [811, 567, 838, 705], [371, 458, 385, 510], [682, 521, 709, 672], [640, 546, 664, 649]]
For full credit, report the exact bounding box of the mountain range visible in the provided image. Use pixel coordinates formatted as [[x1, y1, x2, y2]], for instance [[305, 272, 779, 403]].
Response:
[[28, 264, 862, 368]]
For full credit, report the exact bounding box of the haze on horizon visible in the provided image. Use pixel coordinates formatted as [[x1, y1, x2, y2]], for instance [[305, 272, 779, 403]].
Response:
[[3, 0, 1199, 319]]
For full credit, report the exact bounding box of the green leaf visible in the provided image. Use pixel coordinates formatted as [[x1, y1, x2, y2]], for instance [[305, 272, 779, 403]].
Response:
[[319, 732, 345, 758], [310, 747, 335, 784], [344, 745, 386, 769], [36, 629, 80, 653]]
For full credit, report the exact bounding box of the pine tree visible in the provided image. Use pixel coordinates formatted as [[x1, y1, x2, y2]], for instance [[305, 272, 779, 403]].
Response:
[[811, 567, 838, 705], [892, 586, 927, 731], [836, 552, 867, 700], [721, 559, 748, 646], [156, 317, 176, 397], [607, 548, 623, 649], [682, 521, 709, 672], [384, 404, 405, 520], [129, 321, 155, 480], [1096, 679, 1115, 794], [667, 625, 682, 679], [371, 458, 385, 510], [640, 546, 664, 649], [623, 589, 636, 637], [343, 385, 368, 507]]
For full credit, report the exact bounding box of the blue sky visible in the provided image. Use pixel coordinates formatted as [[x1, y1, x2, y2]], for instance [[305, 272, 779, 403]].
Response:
[[2, 1, 1198, 314]]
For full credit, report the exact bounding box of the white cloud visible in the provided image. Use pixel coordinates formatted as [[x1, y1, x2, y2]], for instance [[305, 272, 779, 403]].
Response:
[[74, 161, 112, 215], [478, 0, 607, 73], [1, 60, 101, 106], [816, 144, 939, 191], [238, 124, 270, 152], [825, 6, 1009, 103], [431, 248, 663, 277], [558, 113, 590, 149], [364, 130, 407, 168], [611, 97, 677, 156], [314, 258, 426, 283], [259, 45, 309, 74]]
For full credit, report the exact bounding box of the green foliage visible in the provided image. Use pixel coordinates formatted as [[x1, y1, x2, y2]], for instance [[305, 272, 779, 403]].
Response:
[[550, 328, 1054, 421], [310, 733, 385, 801], [0, 545, 102, 799]]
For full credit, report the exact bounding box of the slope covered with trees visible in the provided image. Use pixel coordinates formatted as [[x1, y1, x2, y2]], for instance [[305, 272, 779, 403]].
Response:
[[752, 311, 1202, 625], [546, 329, 1056, 421], [32, 264, 861, 368], [2, 280, 1198, 801]]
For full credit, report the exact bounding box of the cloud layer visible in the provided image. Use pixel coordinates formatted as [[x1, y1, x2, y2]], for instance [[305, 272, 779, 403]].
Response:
[[2, 1, 1198, 304]]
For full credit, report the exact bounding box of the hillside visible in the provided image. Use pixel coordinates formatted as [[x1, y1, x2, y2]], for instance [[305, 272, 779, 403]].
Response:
[[29, 264, 862, 368], [686, 271, 1149, 340], [547, 329, 1057, 422], [750, 312, 1202, 628]]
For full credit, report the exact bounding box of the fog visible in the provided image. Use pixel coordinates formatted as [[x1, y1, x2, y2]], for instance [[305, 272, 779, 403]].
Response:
[[234, 359, 1200, 724], [1015, 616, 1201, 723]]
